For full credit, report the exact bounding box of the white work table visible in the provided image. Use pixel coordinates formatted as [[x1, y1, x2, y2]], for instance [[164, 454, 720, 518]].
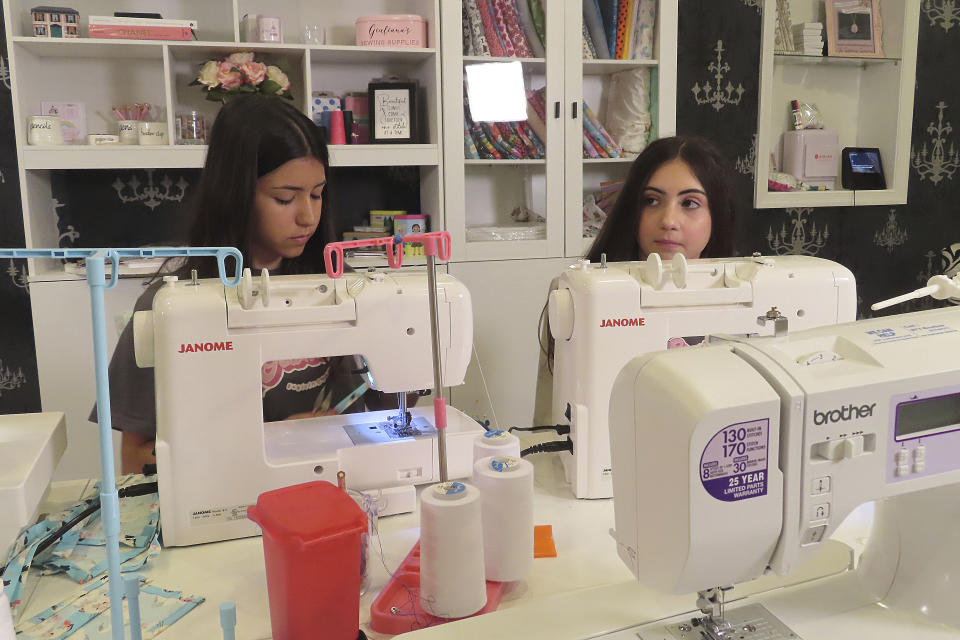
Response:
[[19, 452, 878, 640]]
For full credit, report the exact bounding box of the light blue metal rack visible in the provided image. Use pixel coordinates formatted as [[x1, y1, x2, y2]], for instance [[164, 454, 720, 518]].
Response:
[[0, 248, 242, 640]]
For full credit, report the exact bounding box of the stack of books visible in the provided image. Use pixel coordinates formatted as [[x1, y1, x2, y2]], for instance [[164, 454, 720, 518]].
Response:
[[88, 15, 197, 41], [791, 22, 823, 56]]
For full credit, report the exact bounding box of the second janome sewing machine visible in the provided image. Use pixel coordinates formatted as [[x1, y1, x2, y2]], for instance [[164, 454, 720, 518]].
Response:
[[134, 267, 485, 547], [548, 253, 856, 499]]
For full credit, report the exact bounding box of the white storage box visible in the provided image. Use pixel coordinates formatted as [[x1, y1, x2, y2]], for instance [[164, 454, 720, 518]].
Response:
[[781, 129, 839, 189]]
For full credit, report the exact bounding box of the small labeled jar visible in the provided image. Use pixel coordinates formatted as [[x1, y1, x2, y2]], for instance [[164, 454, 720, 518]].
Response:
[[177, 111, 206, 145]]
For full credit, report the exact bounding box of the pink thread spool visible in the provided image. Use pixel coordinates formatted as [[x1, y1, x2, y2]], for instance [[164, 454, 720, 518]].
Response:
[[329, 110, 346, 145]]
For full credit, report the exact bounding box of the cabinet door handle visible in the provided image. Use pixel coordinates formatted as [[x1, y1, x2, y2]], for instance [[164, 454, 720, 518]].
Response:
[[554, 101, 560, 119], [572, 102, 578, 119]]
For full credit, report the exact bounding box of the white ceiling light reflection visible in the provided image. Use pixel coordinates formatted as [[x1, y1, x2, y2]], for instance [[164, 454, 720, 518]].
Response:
[[465, 61, 528, 123]]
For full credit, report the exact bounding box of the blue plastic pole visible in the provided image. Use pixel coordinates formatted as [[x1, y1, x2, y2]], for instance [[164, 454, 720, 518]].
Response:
[[86, 252, 126, 639], [219, 602, 237, 640], [122, 574, 143, 640]]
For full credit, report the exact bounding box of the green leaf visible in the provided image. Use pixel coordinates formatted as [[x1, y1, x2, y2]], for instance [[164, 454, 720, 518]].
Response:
[[259, 79, 281, 95]]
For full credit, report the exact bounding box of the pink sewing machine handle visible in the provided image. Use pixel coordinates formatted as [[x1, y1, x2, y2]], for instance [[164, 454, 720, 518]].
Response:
[[323, 231, 451, 278]]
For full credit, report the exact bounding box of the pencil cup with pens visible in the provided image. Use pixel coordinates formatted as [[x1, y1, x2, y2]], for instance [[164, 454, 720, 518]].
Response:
[[113, 103, 167, 145]]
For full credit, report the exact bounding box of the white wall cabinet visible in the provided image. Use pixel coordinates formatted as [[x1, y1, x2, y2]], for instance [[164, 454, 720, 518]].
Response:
[[440, 1, 676, 432], [441, 0, 677, 261], [4, 0, 445, 281], [754, 0, 920, 208]]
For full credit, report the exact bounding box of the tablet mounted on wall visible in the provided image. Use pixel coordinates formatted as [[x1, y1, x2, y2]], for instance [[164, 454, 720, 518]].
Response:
[[841, 147, 887, 190]]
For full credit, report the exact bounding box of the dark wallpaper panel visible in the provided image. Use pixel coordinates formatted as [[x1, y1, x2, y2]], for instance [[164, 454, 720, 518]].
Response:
[[678, 0, 960, 318], [0, 9, 41, 413], [1, 2, 959, 413]]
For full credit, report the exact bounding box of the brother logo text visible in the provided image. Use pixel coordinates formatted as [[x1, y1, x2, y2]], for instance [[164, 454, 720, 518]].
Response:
[[813, 403, 876, 425]]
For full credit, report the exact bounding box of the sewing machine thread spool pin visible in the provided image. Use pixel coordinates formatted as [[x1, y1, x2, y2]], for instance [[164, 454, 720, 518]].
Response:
[[600, 253, 607, 270], [337, 470, 346, 490], [190, 269, 198, 286]]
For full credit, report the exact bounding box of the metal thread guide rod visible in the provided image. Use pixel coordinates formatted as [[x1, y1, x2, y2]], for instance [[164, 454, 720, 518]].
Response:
[[0, 248, 242, 640], [323, 231, 454, 481]]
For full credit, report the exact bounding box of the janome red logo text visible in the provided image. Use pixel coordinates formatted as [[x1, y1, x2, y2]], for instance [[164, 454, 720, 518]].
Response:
[[178, 341, 234, 353], [599, 317, 645, 328]]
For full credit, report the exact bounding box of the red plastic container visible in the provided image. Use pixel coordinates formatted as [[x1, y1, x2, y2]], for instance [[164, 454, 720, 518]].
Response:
[[247, 481, 367, 640]]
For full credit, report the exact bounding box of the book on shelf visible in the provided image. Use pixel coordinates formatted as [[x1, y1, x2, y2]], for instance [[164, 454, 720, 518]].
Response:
[[88, 15, 199, 28], [88, 15, 197, 40]]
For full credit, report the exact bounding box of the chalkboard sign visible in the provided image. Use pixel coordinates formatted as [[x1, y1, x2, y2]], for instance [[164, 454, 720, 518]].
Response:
[[368, 81, 417, 144]]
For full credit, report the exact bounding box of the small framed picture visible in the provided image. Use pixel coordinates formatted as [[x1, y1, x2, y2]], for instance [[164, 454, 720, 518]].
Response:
[[368, 81, 417, 144], [825, 0, 884, 58]]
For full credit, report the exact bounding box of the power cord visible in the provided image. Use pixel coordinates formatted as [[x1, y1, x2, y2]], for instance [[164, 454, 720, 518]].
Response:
[[520, 438, 573, 457], [509, 424, 571, 436]]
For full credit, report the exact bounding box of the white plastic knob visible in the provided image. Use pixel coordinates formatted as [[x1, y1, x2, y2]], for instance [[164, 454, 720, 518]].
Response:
[[671, 253, 688, 289], [238, 267, 254, 309], [260, 268, 271, 307], [642, 253, 663, 287]]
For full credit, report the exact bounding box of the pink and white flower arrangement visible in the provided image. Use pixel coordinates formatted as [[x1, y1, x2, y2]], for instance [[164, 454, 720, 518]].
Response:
[[191, 52, 292, 102]]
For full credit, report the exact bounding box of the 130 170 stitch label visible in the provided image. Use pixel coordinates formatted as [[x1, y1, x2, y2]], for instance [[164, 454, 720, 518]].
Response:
[[700, 419, 769, 502]]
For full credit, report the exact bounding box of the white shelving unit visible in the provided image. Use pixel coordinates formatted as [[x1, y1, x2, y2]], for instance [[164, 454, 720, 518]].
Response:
[[442, 0, 677, 262], [755, 0, 920, 208], [4, 0, 444, 281], [2, 0, 444, 480]]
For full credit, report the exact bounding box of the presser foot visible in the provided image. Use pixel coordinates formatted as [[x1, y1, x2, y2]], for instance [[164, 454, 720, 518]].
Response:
[[344, 416, 436, 445], [661, 603, 801, 640], [596, 603, 801, 639]]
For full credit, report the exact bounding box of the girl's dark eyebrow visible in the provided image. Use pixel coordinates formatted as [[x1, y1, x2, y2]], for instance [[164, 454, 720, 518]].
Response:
[[643, 186, 707, 196], [271, 181, 327, 191]]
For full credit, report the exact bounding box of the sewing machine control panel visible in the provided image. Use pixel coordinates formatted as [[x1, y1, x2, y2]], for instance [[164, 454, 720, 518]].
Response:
[[887, 384, 960, 483]]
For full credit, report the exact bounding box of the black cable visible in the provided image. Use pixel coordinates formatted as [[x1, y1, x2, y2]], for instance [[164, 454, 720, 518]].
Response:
[[520, 438, 573, 457], [509, 424, 571, 436], [1, 481, 159, 573]]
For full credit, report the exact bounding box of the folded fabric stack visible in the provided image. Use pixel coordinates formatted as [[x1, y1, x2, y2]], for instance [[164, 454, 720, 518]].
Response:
[[463, 0, 545, 57], [792, 22, 823, 55], [582, 0, 657, 60], [582, 100, 621, 158], [464, 87, 546, 159], [583, 179, 624, 237]]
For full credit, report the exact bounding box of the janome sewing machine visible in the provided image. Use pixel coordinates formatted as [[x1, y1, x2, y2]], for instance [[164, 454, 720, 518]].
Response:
[[548, 253, 856, 499], [135, 262, 484, 547]]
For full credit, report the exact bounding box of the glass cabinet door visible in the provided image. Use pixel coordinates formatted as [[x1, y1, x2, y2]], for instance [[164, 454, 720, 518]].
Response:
[[444, 0, 564, 260], [564, 0, 677, 258]]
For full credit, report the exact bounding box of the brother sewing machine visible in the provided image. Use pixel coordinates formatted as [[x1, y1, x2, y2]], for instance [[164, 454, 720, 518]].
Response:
[[396, 277, 960, 640], [548, 253, 856, 499], [134, 267, 485, 547]]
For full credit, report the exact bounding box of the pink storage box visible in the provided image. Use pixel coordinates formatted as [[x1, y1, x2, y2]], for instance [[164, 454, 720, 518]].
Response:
[[355, 14, 426, 48]]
